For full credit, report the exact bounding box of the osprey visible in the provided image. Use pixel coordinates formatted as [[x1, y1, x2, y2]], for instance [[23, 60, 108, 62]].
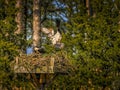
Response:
[[41, 27, 64, 49], [41, 19, 64, 49]]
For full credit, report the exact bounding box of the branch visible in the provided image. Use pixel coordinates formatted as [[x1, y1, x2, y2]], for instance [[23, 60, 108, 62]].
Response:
[[47, 8, 64, 12], [45, 73, 58, 88], [40, 2, 49, 24], [40, 14, 47, 24]]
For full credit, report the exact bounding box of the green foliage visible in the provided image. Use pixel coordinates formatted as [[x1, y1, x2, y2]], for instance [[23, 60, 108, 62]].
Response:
[[0, 0, 120, 89], [49, 0, 120, 89], [0, 0, 19, 89]]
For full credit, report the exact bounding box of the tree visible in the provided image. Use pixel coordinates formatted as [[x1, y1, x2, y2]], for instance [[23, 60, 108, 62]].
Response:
[[0, 0, 19, 89], [15, 0, 28, 53], [32, 0, 41, 53], [49, 0, 120, 89], [15, 0, 25, 35], [1, 0, 120, 89]]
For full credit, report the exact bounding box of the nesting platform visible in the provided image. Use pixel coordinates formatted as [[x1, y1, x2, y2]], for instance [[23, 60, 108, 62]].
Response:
[[11, 52, 72, 74]]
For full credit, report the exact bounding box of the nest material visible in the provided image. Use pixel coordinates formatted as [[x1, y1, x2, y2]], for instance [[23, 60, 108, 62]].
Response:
[[11, 52, 72, 74]]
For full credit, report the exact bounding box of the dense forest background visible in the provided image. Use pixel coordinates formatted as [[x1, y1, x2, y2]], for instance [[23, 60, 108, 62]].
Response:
[[0, 0, 120, 90]]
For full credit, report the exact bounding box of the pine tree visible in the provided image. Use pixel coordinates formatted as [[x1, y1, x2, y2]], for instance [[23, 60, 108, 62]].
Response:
[[0, 0, 19, 89], [50, 0, 120, 89]]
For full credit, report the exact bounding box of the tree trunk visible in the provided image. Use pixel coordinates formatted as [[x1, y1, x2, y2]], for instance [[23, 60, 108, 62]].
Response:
[[15, 0, 25, 34], [15, 0, 27, 53], [33, 0, 41, 52], [86, 0, 90, 16]]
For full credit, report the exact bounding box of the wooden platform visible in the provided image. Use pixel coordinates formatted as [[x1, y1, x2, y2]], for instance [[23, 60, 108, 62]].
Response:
[[11, 53, 72, 74]]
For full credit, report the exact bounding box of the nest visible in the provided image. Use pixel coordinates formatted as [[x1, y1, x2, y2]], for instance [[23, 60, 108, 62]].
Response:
[[11, 52, 73, 74]]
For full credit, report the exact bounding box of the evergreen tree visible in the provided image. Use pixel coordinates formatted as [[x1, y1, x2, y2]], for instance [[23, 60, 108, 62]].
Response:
[[0, 0, 120, 89], [50, 0, 120, 89], [0, 0, 18, 89]]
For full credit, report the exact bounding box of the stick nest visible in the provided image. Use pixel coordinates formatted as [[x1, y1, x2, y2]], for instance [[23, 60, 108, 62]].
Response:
[[11, 52, 73, 74]]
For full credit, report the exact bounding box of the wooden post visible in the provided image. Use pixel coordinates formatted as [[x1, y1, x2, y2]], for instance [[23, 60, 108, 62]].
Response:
[[49, 57, 54, 73], [39, 74, 46, 90]]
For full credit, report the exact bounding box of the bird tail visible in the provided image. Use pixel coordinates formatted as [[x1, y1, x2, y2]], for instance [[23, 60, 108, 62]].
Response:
[[55, 18, 61, 34]]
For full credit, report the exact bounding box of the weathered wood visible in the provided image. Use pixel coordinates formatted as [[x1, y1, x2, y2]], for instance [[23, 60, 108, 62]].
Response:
[[11, 53, 72, 74]]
